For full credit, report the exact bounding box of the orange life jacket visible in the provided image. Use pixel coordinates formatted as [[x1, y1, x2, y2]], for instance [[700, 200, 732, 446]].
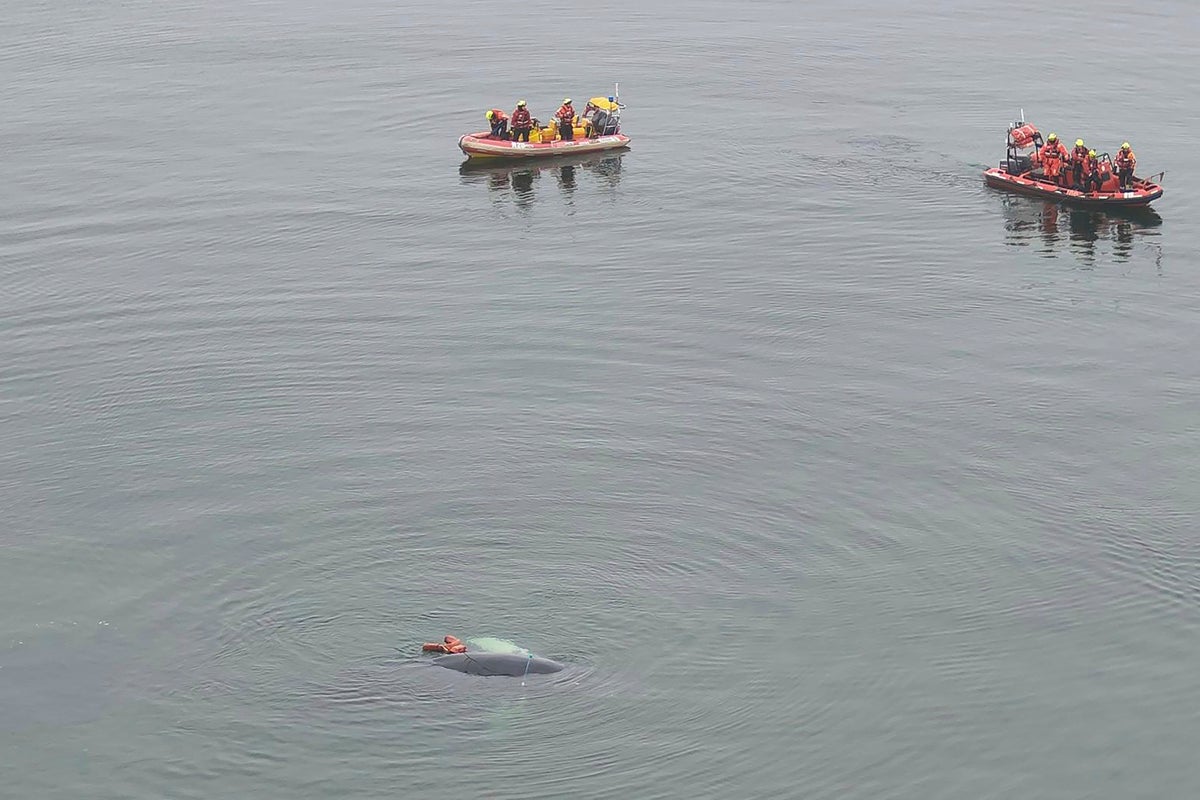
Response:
[[1039, 142, 1067, 177], [556, 104, 575, 123], [1115, 149, 1136, 169], [488, 108, 507, 122], [1072, 145, 1089, 164], [1040, 142, 1066, 162]]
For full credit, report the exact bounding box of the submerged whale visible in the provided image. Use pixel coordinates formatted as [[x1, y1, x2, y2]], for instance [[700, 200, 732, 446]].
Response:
[[432, 652, 565, 677]]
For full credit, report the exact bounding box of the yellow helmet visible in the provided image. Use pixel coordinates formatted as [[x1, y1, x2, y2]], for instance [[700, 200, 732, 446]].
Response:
[[1076, 139, 1085, 147], [563, 98, 572, 104], [1121, 142, 1131, 150], [486, 110, 495, 119], [516, 100, 526, 107], [1088, 149, 1096, 157], [1047, 133, 1058, 141]]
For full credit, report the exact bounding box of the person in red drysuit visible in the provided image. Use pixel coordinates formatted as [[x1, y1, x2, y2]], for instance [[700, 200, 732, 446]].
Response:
[[555, 98, 576, 141], [1114, 142, 1137, 190], [510, 100, 533, 142], [486, 108, 508, 140], [1039, 133, 1069, 184]]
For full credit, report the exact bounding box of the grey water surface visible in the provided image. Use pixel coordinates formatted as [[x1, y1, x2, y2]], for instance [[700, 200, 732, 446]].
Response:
[[2, 1, 1198, 798]]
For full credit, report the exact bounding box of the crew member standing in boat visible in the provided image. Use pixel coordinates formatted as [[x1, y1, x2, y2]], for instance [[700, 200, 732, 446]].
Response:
[[1114, 142, 1137, 190], [486, 108, 509, 140], [1070, 138, 1090, 189], [1082, 149, 1103, 193], [1039, 133, 1069, 185], [510, 100, 533, 142], [556, 98, 576, 141]]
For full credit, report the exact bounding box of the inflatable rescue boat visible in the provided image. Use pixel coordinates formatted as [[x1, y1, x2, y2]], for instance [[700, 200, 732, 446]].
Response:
[[983, 116, 1163, 208], [459, 91, 629, 161]]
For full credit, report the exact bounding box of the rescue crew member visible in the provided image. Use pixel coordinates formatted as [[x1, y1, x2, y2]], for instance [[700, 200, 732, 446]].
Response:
[[556, 98, 576, 141], [1082, 149, 1103, 193], [1039, 133, 1069, 184], [486, 108, 509, 140], [510, 100, 533, 142], [1114, 142, 1137, 190], [422, 635, 467, 654], [1070, 138, 1090, 190]]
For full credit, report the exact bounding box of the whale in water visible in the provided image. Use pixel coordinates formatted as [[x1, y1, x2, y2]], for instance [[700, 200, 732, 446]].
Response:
[[432, 652, 565, 677]]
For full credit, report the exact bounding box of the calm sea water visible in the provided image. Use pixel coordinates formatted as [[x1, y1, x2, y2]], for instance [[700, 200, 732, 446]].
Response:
[[3, 1, 1198, 797]]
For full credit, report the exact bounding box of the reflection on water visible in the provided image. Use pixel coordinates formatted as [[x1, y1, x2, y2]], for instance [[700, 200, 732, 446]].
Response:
[[459, 153, 625, 210], [999, 195, 1162, 266]]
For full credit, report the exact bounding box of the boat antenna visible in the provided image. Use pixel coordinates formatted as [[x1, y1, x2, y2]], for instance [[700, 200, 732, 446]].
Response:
[[1020, 108, 1025, 124]]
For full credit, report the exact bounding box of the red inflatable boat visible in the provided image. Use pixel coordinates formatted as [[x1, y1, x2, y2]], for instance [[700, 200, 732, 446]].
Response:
[[983, 116, 1163, 208], [459, 131, 630, 160], [459, 90, 630, 161]]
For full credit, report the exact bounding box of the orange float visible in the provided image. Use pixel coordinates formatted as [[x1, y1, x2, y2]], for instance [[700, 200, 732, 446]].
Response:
[[422, 635, 466, 654]]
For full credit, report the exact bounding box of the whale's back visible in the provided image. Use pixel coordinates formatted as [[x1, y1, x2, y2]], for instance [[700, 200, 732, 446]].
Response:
[[431, 652, 564, 676]]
